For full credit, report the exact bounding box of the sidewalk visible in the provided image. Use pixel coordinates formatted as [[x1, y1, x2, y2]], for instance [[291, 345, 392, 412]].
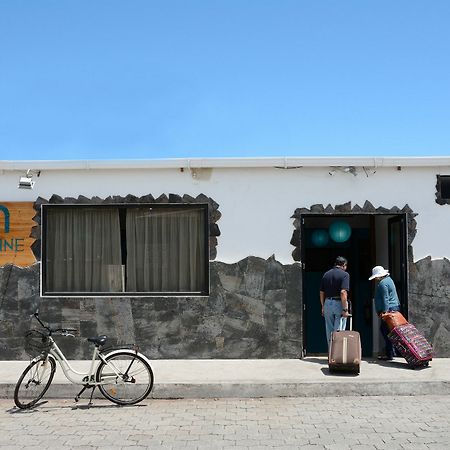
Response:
[[2, 357, 450, 399]]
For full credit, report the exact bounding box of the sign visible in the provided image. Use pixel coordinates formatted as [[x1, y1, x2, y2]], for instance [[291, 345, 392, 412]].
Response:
[[0, 202, 37, 267]]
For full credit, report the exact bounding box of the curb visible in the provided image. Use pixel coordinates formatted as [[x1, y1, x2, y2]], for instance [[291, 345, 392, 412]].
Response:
[[2, 380, 450, 400]]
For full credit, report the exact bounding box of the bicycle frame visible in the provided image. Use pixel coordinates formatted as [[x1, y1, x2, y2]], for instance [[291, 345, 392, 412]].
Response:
[[15, 312, 154, 409], [40, 337, 123, 386]]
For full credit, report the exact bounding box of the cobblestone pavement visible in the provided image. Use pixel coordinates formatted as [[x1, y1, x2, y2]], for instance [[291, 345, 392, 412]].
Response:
[[1, 396, 450, 449]]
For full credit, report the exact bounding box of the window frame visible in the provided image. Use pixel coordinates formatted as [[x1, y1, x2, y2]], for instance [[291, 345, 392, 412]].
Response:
[[436, 175, 450, 205], [41, 203, 210, 297]]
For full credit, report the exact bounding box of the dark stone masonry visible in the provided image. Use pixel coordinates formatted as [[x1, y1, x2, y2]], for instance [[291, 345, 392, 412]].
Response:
[[409, 257, 450, 356], [0, 257, 303, 360], [0, 256, 448, 359], [0, 196, 448, 359]]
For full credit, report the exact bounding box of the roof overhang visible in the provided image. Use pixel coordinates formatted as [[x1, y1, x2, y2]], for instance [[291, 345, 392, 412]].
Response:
[[1, 156, 450, 171]]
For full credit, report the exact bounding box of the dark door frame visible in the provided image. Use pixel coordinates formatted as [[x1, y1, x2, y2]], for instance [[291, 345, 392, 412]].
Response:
[[388, 215, 409, 318], [300, 212, 409, 356]]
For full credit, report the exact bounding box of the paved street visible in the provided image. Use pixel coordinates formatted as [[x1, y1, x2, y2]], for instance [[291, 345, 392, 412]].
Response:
[[1, 396, 450, 449]]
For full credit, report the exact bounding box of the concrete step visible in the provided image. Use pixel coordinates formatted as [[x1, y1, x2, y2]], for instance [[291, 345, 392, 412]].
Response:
[[2, 358, 450, 400]]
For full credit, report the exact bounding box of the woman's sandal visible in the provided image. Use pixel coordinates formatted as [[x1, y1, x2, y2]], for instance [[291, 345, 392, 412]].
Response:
[[377, 355, 394, 361]]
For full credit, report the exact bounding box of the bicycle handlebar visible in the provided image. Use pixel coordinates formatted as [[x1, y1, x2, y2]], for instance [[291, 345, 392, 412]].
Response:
[[31, 311, 77, 337], [54, 328, 77, 337], [32, 311, 51, 332]]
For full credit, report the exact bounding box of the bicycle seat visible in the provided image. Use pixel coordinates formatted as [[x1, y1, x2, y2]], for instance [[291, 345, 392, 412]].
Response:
[[87, 335, 108, 347]]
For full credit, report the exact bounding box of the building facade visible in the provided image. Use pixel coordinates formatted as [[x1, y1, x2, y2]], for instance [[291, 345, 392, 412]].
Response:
[[0, 157, 449, 359]]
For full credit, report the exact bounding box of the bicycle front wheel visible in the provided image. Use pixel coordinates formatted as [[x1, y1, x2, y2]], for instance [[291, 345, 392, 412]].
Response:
[[14, 356, 56, 409], [96, 351, 154, 405]]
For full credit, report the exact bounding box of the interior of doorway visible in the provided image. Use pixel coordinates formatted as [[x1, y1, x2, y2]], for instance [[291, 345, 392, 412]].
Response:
[[301, 213, 408, 357]]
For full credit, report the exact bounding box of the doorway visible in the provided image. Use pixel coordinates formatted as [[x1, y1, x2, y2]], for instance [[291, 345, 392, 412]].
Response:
[[301, 213, 408, 357]]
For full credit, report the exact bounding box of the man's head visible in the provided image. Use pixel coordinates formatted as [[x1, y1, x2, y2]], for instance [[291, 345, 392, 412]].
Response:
[[335, 256, 348, 269]]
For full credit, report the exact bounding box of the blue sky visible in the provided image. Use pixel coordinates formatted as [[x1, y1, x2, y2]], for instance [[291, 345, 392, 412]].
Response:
[[1, 0, 449, 160]]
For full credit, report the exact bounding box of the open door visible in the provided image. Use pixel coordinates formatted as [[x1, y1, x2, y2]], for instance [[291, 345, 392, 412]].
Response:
[[302, 212, 408, 357], [301, 215, 372, 355], [388, 215, 408, 317]]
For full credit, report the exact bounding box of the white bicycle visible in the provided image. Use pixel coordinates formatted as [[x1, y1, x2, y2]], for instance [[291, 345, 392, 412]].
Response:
[[14, 311, 154, 409]]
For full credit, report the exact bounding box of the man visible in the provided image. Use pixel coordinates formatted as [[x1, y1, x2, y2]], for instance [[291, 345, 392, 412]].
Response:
[[369, 265, 401, 361], [320, 256, 350, 347]]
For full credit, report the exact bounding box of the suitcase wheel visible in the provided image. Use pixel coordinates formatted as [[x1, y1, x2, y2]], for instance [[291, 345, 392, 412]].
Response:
[[411, 362, 429, 369]]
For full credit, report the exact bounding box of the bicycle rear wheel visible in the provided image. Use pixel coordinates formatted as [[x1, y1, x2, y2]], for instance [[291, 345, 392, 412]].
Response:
[[14, 356, 56, 409], [96, 351, 154, 405]]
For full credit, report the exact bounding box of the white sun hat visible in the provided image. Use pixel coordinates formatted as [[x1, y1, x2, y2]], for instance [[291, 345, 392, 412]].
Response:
[[369, 266, 390, 280]]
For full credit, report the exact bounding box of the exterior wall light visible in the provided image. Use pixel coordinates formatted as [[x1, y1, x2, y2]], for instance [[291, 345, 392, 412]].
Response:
[[18, 169, 40, 189]]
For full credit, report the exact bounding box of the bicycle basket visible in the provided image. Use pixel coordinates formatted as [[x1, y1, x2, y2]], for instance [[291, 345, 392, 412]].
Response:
[[24, 330, 52, 356]]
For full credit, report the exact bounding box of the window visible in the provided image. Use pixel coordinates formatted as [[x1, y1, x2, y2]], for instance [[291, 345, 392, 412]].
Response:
[[42, 204, 209, 296], [436, 175, 450, 205]]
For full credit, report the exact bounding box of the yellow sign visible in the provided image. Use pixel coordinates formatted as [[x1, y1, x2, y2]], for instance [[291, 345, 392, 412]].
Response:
[[0, 202, 37, 267]]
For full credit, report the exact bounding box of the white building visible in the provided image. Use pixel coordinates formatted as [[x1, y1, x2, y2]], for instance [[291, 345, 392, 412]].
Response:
[[0, 156, 449, 359]]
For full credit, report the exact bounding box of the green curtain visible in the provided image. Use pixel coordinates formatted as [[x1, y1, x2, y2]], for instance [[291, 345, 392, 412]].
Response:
[[45, 208, 122, 293], [126, 207, 206, 293]]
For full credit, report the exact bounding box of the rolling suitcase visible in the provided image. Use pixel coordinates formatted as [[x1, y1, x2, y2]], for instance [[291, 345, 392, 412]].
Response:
[[328, 314, 361, 374], [380, 311, 408, 331], [388, 323, 433, 368]]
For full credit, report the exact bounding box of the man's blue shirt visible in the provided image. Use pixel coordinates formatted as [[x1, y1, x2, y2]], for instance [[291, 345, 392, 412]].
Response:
[[320, 266, 349, 298]]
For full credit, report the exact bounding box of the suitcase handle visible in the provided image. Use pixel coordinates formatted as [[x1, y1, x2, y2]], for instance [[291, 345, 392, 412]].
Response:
[[342, 312, 352, 330], [345, 300, 353, 331]]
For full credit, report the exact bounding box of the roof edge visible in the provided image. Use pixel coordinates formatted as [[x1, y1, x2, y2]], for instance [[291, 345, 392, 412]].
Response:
[[1, 156, 450, 171]]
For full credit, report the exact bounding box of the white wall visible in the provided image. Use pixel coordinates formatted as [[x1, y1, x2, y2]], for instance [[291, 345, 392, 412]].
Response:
[[1, 164, 449, 264]]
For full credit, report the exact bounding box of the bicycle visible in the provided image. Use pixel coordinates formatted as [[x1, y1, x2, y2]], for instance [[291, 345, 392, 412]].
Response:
[[14, 311, 154, 409]]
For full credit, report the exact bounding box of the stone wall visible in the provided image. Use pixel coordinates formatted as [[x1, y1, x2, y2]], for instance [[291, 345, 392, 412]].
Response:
[[409, 257, 450, 357], [0, 193, 304, 360], [0, 257, 303, 360], [1, 255, 449, 359], [1, 193, 449, 359]]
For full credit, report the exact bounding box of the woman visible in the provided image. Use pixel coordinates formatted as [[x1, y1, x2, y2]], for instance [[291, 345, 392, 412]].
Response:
[[369, 265, 401, 361]]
